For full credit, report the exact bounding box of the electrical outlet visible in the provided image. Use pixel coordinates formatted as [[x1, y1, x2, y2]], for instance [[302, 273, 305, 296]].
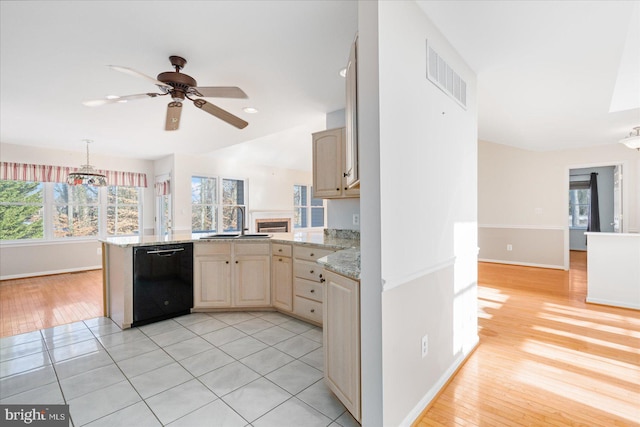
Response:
[[506, 244, 513, 251], [421, 335, 429, 358], [353, 214, 360, 225]]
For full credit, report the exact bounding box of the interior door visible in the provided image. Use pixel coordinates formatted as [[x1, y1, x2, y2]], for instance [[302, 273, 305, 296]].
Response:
[[613, 165, 623, 232]]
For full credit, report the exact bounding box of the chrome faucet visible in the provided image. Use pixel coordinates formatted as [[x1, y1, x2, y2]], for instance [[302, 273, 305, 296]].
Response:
[[235, 206, 247, 236]]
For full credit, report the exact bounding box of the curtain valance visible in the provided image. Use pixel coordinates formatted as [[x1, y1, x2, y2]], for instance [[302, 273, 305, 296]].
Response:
[[155, 179, 171, 196], [0, 162, 148, 187]]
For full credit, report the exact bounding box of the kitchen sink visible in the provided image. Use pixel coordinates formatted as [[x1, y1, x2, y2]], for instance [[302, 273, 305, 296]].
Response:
[[199, 234, 239, 239], [199, 233, 270, 240]]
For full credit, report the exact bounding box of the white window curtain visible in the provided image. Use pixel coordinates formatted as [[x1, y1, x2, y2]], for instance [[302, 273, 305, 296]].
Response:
[[1, 162, 148, 187]]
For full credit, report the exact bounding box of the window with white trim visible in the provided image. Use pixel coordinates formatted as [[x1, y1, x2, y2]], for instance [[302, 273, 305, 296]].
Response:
[[191, 176, 247, 234], [0, 180, 143, 241], [293, 185, 324, 229], [0, 180, 44, 240]]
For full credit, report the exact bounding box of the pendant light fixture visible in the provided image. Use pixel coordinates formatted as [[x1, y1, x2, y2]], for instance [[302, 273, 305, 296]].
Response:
[[619, 126, 640, 150], [66, 139, 108, 186]]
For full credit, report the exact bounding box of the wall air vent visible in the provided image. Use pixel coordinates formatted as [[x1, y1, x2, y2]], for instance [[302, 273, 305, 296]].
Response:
[[426, 40, 467, 109]]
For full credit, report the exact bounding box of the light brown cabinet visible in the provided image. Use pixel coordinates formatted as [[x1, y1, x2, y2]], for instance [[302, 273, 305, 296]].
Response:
[[323, 269, 361, 422], [194, 242, 270, 309], [312, 128, 359, 199], [345, 35, 359, 189], [292, 245, 336, 325], [271, 243, 293, 312]]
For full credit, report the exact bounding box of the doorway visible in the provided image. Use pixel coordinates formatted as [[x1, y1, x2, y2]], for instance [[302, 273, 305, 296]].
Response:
[[566, 163, 624, 266]]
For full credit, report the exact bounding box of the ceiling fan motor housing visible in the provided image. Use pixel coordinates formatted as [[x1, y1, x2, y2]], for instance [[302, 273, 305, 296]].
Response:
[[157, 71, 196, 101]]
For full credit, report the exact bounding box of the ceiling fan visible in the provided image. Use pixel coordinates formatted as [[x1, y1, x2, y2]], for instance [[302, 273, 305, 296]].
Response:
[[83, 56, 249, 130]]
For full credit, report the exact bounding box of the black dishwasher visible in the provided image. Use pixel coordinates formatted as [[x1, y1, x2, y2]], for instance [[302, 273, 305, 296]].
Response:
[[133, 243, 193, 327]]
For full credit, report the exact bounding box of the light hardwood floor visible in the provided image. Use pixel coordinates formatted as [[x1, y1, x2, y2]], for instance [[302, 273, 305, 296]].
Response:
[[1, 254, 638, 426], [414, 251, 640, 426], [0, 269, 103, 337]]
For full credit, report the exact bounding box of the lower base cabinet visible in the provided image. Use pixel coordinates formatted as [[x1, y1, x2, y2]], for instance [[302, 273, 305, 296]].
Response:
[[323, 269, 361, 422], [194, 242, 270, 309]]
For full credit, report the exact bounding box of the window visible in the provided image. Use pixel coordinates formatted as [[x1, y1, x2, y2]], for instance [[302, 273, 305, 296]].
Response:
[[53, 183, 99, 237], [0, 180, 143, 241], [107, 186, 141, 235], [569, 184, 590, 228], [191, 176, 246, 234], [222, 178, 245, 233], [294, 185, 324, 229], [0, 180, 44, 240], [192, 176, 217, 233]]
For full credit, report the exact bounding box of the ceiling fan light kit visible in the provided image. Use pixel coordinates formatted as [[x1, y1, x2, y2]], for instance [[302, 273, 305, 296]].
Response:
[[83, 56, 249, 130], [67, 140, 108, 186], [619, 126, 640, 150]]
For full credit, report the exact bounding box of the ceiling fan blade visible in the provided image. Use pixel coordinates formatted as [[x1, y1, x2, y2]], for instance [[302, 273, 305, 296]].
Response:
[[108, 65, 173, 90], [193, 99, 248, 129], [191, 86, 248, 99], [82, 93, 162, 107], [165, 102, 182, 131]]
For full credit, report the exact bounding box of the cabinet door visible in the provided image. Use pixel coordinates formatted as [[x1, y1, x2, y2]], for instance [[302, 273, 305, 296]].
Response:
[[194, 256, 232, 307], [323, 270, 361, 422], [313, 128, 343, 198], [234, 255, 271, 306], [345, 35, 359, 189], [272, 255, 293, 311]]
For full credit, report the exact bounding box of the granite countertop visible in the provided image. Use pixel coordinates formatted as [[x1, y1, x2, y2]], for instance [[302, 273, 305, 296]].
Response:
[[317, 247, 361, 281], [101, 229, 361, 280]]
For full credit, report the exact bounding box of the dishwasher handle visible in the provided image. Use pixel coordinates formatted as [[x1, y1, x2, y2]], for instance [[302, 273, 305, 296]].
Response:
[[146, 248, 185, 256]]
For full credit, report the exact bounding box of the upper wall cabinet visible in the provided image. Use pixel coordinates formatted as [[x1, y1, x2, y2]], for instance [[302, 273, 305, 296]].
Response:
[[344, 35, 359, 190], [313, 128, 359, 199]]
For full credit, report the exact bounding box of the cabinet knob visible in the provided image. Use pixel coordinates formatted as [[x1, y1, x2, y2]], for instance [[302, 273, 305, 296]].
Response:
[[310, 253, 314, 257], [225, 261, 229, 264], [344, 187, 348, 190], [310, 289, 315, 293], [320, 278, 325, 283], [235, 260, 239, 264], [310, 309, 315, 313], [344, 172, 349, 177], [336, 188, 340, 191], [279, 249, 283, 252], [279, 258, 283, 261], [310, 270, 314, 274]]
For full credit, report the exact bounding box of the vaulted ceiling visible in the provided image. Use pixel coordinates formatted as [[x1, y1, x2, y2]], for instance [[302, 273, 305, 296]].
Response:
[[1, 1, 638, 171]]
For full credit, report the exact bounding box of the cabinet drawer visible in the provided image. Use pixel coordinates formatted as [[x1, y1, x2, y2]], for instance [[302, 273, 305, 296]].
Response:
[[294, 278, 322, 303], [272, 243, 292, 257], [293, 296, 322, 324], [235, 242, 270, 255], [194, 242, 231, 256], [294, 260, 324, 282], [293, 245, 335, 261]]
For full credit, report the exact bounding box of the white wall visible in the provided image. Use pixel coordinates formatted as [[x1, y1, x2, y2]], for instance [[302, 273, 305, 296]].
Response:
[[479, 140, 639, 269], [363, 2, 479, 425], [0, 142, 155, 278]]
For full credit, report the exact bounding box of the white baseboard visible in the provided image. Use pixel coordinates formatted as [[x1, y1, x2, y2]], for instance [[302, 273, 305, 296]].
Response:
[[478, 258, 565, 270], [0, 265, 102, 281], [586, 297, 640, 310], [399, 337, 480, 427]]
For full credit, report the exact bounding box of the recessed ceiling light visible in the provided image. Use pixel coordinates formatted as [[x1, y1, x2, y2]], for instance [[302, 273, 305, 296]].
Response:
[[243, 107, 259, 114], [106, 95, 120, 100], [339, 68, 347, 78]]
